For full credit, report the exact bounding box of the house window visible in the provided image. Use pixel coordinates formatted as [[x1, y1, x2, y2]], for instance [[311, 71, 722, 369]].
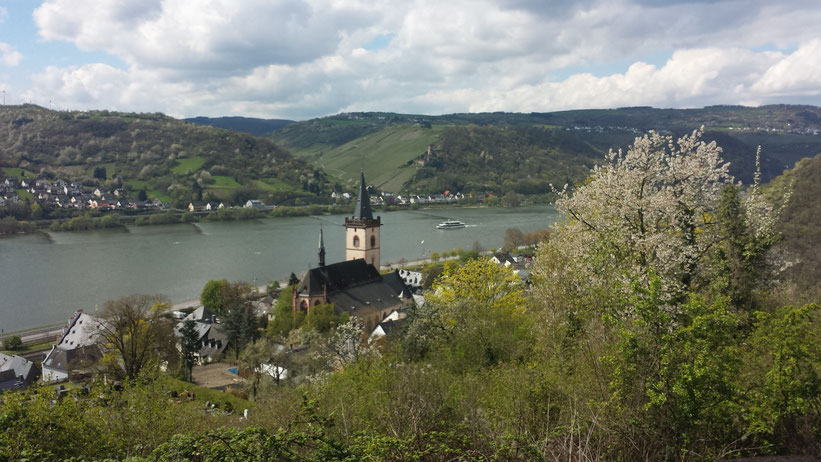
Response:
[[370, 235, 376, 247], [353, 235, 360, 247]]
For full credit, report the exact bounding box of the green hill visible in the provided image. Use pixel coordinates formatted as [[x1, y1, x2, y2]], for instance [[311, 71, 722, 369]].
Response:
[[764, 152, 821, 300], [0, 105, 325, 206], [185, 116, 294, 136], [270, 106, 821, 193]]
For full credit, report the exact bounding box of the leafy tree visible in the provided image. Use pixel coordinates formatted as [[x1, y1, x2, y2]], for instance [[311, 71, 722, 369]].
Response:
[[458, 249, 479, 262], [267, 286, 301, 338], [239, 337, 276, 400], [223, 292, 260, 360], [2, 335, 23, 351], [304, 303, 344, 333], [743, 303, 821, 453], [501, 191, 523, 208], [97, 294, 176, 380], [137, 189, 148, 201], [423, 258, 529, 371], [93, 166, 107, 180], [608, 279, 745, 459], [30, 202, 43, 220], [200, 279, 228, 315], [179, 319, 199, 382]]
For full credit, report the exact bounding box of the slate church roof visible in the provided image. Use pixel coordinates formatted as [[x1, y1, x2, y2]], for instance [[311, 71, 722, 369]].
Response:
[[296, 259, 411, 315], [298, 259, 382, 296]]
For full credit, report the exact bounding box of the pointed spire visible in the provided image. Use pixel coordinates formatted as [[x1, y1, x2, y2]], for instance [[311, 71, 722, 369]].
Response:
[[318, 225, 326, 267], [352, 170, 374, 220]]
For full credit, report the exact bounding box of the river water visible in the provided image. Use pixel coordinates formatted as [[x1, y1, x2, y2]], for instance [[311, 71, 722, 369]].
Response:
[[0, 205, 557, 332]]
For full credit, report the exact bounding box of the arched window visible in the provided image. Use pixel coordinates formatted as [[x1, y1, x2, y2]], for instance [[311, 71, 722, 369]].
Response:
[[314, 299, 321, 306], [370, 235, 376, 247], [300, 300, 308, 310], [353, 235, 360, 247]]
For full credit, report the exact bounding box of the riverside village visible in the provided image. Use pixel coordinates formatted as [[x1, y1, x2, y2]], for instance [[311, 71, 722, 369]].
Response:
[[1, 171, 531, 393]]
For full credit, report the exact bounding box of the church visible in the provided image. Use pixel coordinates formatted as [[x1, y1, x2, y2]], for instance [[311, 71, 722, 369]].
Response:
[[292, 172, 412, 331]]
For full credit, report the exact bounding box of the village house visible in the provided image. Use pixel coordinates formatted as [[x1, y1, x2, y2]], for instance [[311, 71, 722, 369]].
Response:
[[0, 353, 39, 391], [175, 306, 229, 363], [188, 201, 207, 212], [41, 311, 105, 383], [398, 269, 423, 289], [369, 308, 409, 340], [244, 199, 266, 209]]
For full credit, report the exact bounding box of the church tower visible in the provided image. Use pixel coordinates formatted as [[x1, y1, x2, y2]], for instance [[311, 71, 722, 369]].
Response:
[[345, 171, 381, 267]]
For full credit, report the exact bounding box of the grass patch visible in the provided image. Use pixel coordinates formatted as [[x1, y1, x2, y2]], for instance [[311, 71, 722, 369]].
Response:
[[252, 179, 293, 192], [2, 167, 37, 179], [208, 175, 242, 189], [171, 156, 205, 175], [164, 377, 254, 411], [1, 339, 55, 356], [15, 189, 34, 200], [123, 179, 172, 202]]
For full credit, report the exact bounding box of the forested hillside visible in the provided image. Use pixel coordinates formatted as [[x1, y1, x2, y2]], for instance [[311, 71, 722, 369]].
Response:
[[0, 105, 324, 206], [271, 106, 821, 193], [765, 152, 821, 300], [185, 116, 294, 137]]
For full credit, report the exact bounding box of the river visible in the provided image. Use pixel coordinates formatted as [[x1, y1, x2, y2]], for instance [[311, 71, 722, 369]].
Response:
[[0, 205, 557, 332]]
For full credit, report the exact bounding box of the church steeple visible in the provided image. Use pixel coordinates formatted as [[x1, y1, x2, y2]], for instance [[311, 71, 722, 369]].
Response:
[[318, 225, 326, 268], [352, 170, 374, 220], [344, 171, 382, 268]]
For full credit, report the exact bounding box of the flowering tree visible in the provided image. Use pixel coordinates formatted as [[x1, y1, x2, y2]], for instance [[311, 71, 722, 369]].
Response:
[[535, 129, 781, 317]]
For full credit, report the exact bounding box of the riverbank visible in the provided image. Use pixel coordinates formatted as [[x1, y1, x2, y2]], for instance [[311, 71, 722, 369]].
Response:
[[0, 198, 552, 236]]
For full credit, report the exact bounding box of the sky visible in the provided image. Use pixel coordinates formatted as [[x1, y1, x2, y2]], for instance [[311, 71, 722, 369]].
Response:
[[0, 0, 820, 120]]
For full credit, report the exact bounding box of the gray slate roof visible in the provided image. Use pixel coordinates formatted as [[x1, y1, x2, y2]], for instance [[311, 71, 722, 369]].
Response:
[[0, 352, 38, 391]]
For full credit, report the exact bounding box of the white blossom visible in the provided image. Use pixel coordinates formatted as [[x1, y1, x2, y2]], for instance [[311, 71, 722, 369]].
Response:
[[540, 128, 784, 316]]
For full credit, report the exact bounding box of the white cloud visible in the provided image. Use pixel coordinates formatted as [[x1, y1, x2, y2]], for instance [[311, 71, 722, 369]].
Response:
[[23, 0, 821, 118], [0, 6, 7, 22], [752, 39, 821, 97], [0, 43, 22, 67]]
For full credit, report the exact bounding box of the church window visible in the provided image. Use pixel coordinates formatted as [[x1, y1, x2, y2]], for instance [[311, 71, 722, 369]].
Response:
[[300, 300, 308, 310], [314, 299, 321, 306], [353, 235, 360, 247], [370, 235, 376, 247]]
